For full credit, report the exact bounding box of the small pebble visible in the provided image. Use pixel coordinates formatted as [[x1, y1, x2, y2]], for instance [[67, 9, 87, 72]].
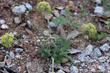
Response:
[[0, 19, 5, 25], [14, 17, 21, 24]]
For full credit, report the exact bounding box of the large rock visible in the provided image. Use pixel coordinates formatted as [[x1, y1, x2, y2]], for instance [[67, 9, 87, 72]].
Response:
[[12, 5, 26, 14]]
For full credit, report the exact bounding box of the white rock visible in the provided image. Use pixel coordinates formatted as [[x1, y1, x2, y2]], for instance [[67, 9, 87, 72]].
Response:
[[0, 19, 5, 25], [94, 6, 104, 15], [14, 17, 21, 24], [24, 3, 32, 11], [1, 24, 9, 29], [95, 0, 101, 4], [12, 5, 26, 14], [70, 66, 78, 73], [57, 69, 65, 73]]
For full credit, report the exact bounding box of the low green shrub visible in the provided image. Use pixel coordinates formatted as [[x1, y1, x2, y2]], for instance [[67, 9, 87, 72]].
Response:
[[39, 37, 70, 64]]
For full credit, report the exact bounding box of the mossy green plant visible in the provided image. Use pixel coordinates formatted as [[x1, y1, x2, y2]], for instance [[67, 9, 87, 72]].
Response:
[[1, 33, 14, 48], [81, 23, 97, 40], [37, 1, 52, 14]]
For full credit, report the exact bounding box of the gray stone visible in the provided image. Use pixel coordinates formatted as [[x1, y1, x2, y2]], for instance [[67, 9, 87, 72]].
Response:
[[48, 22, 57, 28], [70, 66, 78, 73], [27, 20, 33, 29], [57, 69, 65, 73], [15, 48, 23, 53], [100, 43, 110, 52], [67, 30, 81, 40], [24, 3, 32, 11], [84, 44, 94, 55], [78, 53, 91, 62], [0, 19, 5, 25], [91, 48, 102, 58], [9, 51, 15, 59], [14, 17, 21, 24], [12, 5, 26, 14]]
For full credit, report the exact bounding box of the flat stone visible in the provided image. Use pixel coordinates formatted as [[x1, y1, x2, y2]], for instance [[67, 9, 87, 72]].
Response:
[[1, 24, 9, 29], [68, 48, 81, 54], [100, 43, 110, 52], [84, 44, 94, 55], [78, 53, 91, 62], [90, 48, 102, 58], [67, 30, 81, 40], [57, 69, 65, 73], [70, 65, 78, 73]]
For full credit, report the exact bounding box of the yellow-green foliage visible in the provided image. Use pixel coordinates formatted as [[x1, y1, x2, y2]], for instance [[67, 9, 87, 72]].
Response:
[[1, 33, 14, 48], [81, 23, 97, 40], [37, 1, 52, 14]]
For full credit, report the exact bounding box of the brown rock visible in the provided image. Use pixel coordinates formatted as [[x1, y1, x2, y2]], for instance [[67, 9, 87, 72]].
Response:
[[0, 51, 5, 62]]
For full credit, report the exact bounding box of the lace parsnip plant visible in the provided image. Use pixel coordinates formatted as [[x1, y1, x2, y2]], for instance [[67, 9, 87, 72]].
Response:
[[37, 1, 52, 14], [81, 23, 97, 40], [1, 33, 14, 48]]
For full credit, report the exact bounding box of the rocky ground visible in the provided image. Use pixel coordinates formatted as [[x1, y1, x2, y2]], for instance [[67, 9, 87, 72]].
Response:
[[0, 0, 110, 73]]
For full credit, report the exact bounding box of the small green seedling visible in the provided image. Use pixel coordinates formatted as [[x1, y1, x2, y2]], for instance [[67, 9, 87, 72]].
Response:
[[81, 23, 97, 40], [1, 33, 14, 48]]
